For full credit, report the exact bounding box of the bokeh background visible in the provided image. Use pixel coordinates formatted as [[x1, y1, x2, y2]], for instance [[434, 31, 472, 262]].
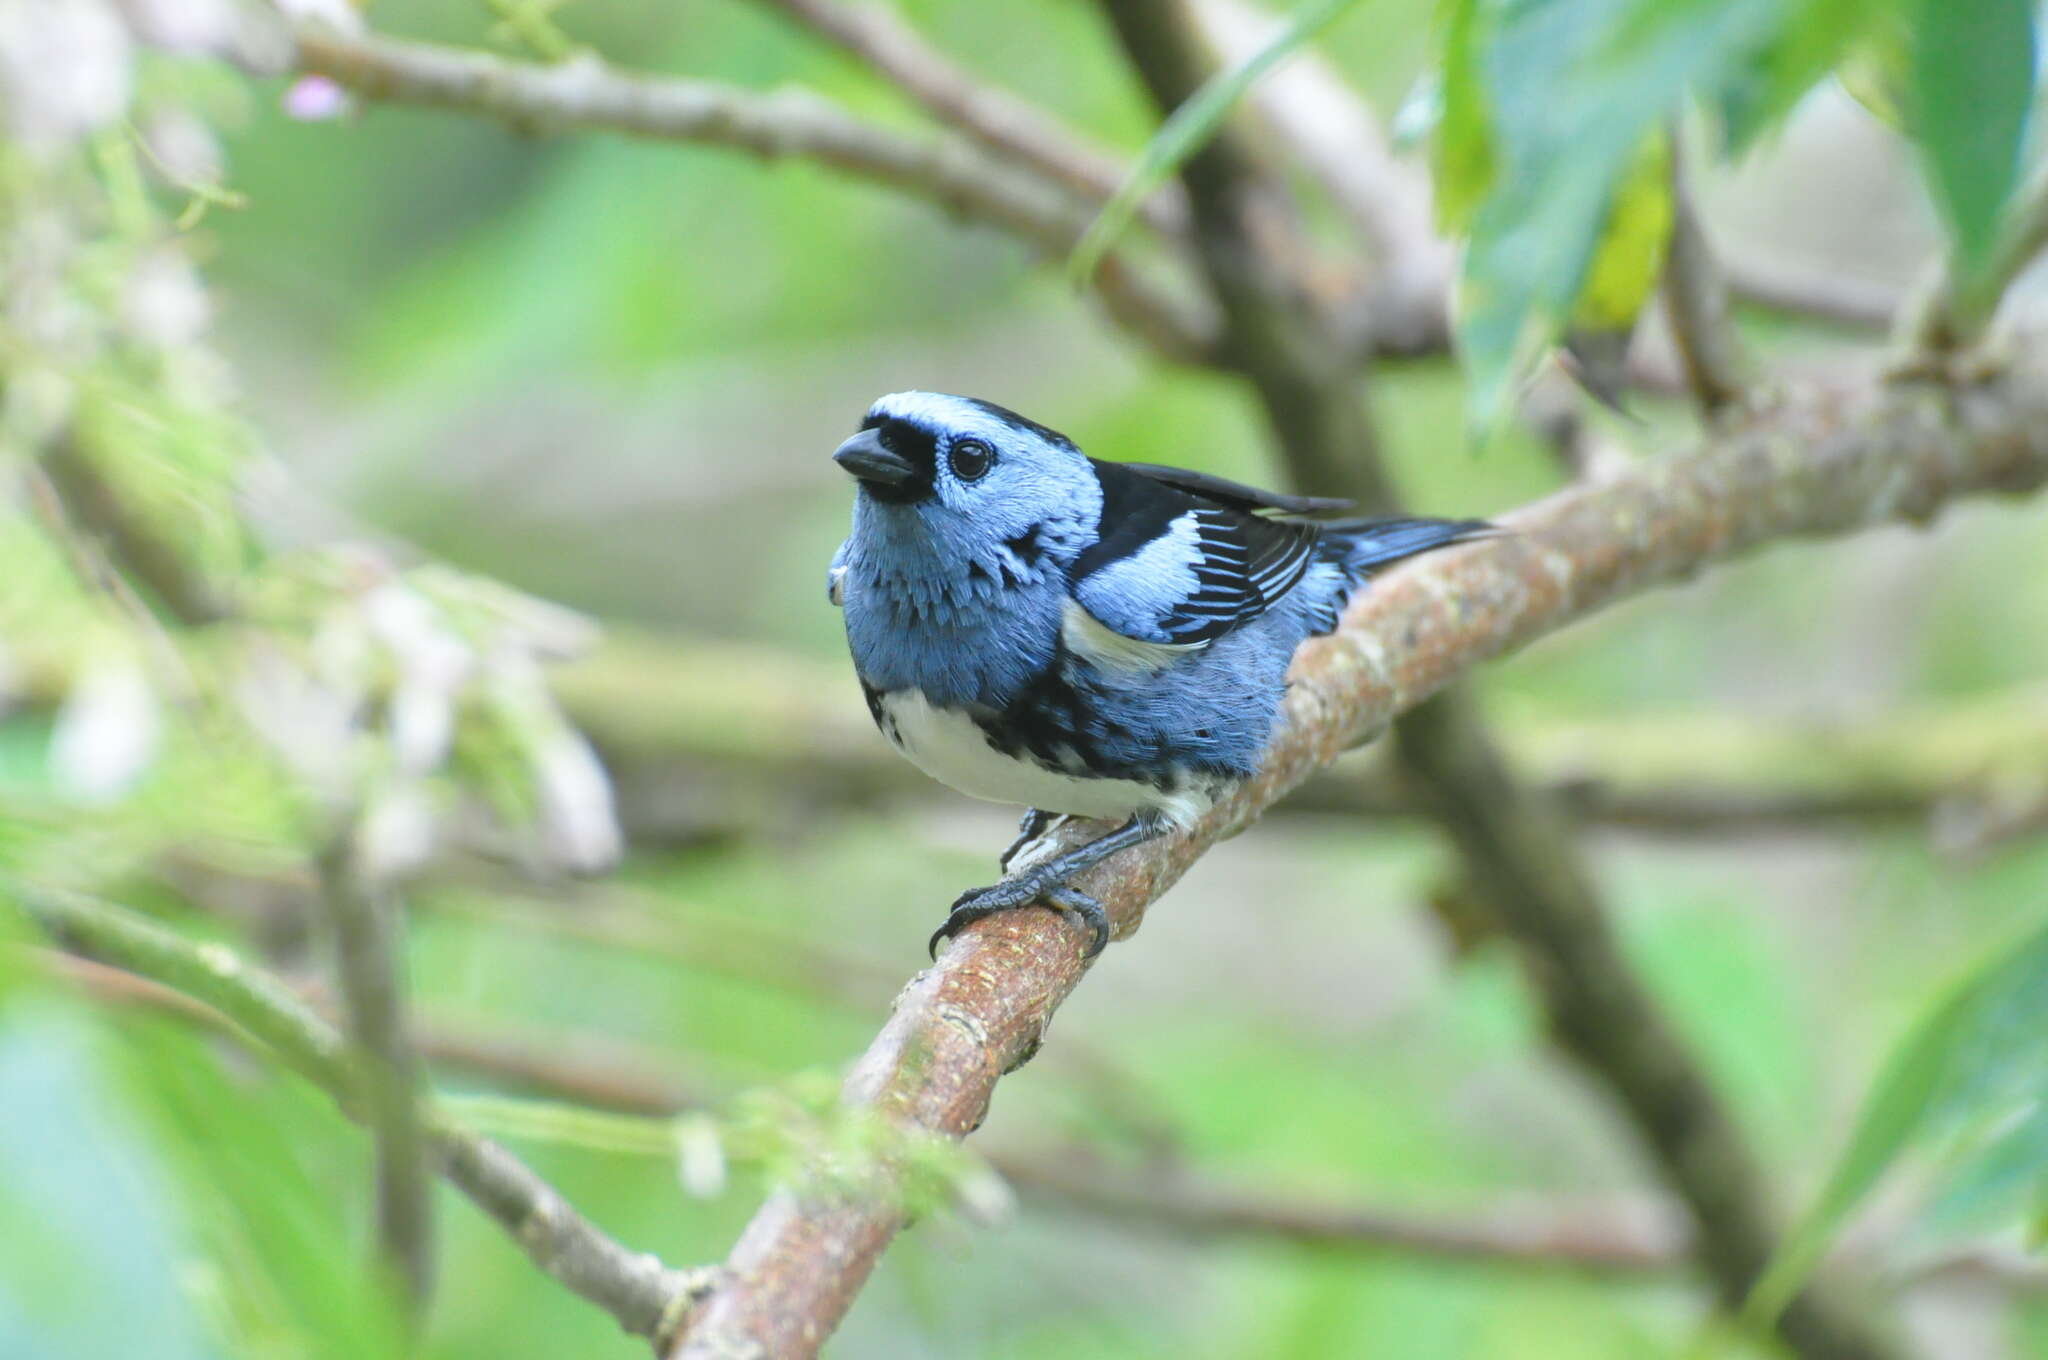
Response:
[[5, 1, 2048, 1357]]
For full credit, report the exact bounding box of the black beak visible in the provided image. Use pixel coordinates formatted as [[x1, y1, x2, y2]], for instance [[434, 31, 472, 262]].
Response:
[[833, 429, 917, 487]]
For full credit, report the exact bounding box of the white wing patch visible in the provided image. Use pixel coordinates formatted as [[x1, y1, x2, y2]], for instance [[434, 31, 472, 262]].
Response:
[[1061, 600, 1205, 675]]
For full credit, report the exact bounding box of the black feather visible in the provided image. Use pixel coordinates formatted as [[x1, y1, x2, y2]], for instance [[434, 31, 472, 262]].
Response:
[[1073, 460, 1323, 645], [1117, 462, 1353, 516]]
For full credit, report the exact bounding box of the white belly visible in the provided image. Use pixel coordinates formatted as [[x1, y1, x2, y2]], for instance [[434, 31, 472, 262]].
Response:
[[875, 689, 1212, 830]]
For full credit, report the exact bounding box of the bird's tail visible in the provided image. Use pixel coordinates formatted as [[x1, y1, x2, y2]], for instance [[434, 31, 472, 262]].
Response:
[[1324, 516, 1495, 574], [1292, 516, 1492, 637]]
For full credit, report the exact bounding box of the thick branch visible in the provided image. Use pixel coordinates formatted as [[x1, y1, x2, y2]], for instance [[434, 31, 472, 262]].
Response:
[[670, 349, 2048, 1356], [284, 23, 1220, 363], [14, 885, 704, 1344], [1100, 9, 1900, 1357]]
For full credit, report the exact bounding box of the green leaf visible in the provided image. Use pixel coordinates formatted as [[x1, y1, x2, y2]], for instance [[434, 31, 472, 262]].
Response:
[[1749, 0, 1904, 141], [1910, 0, 2038, 277], [1066, 0, 1370, 285], [1448, 0, 1901, 438], [119, 1022, 408, 1358], [1571, 131, 1674, 333], [1434, 0, 1497, 233], [1834, 6, 1913, 132], [1748, 915, 2048, 1326], [1558, 130, 1673, 410], [1922, 1101, 2048, 1236]]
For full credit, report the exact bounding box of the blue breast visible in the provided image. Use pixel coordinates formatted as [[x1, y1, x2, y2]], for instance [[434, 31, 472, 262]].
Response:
[[842, 561, 1066, 709]]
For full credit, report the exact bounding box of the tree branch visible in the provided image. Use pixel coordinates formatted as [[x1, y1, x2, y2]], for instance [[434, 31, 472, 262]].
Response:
[[13, 884, 708, 1345], [1662, 130, 1748, 416], [1394, 686, 1903, 1360], [282, 22, 1220, 364], [669, 345, 2048, 1355], [39, 431, 229, 626], [530, 601, 2048, 861], [1722, 256, 1901, 332], [1910, 166, 2048, 354], [1103, 2, 1404, 510], [753, 0, 1189, 237], [1097, 9, 1904, 1357], [248, 12, 1903, 376], [53, 947, 2048, 1300], [315, 840, 436, 1312], [982, 1150, 2048, 1297], [1185, 0, 1454, 354]]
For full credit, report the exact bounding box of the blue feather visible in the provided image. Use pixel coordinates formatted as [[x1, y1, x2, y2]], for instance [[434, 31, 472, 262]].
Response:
[[832, 391, 1487, 805]]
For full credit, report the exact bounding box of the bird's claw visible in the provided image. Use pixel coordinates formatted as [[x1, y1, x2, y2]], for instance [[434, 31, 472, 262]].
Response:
[[928, 871, 1110, 961], [998, 809, 1053, 873]]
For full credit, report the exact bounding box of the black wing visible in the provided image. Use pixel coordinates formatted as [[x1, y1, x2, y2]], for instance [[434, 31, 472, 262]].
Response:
[[1118, 461, 1353, 516], [1072, 459, 1325, 646]]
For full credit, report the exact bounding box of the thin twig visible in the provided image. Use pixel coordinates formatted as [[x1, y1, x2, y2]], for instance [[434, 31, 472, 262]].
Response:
[[22, 456, 202, 701], [1010, 1149, 2048, 1297], [315, 838, 436, 1312], [422, 879, 1188, 1154], [38, 431, 229, 625], [11, 885, 707, 1344], [754, 0, 1188, 236], [43, 945, 2048, 1299], [670, 340, 2048, 1356], [1662, 128, 1748, 416], [203, 15, 1894, 360], [282, 22, 1221, 364], [1393, 688, 1901, 1360], [11, 624, 2036, 847], [1910, 166, 2048, 353], [529, 631, 2044, 846], [1186, 0, 1453, 354]]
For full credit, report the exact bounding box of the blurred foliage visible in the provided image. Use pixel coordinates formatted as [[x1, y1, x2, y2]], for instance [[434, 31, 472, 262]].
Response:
[[1754, 912, 2048, 1325], [1410, 0, 2040, 430], [1066, 0, 1365, 281], [1908, 0, 2036, 280], [0, 1, 2046, 1358]]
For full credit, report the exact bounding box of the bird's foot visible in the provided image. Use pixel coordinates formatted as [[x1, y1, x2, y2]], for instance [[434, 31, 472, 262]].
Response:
[[928, 869, 1109, 961], [928, 815, 1161, 963]]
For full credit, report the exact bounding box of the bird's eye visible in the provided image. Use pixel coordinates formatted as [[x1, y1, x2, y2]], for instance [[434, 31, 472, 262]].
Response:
[[948, 439, 994, 482]]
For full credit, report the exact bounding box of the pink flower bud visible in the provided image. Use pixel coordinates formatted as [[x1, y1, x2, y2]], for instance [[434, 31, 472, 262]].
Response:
[[283, 75, 349, 122]]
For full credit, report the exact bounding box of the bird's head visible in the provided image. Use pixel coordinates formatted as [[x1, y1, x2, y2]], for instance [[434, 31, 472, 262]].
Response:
[[833, 392, 1100, 554]]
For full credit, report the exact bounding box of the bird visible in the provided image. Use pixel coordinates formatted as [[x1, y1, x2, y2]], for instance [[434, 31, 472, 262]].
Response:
[[828, 391, 1489, 960]]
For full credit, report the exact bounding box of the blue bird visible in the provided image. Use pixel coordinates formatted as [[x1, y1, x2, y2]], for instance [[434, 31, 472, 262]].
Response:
[[829, 392, 1488, 959]]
